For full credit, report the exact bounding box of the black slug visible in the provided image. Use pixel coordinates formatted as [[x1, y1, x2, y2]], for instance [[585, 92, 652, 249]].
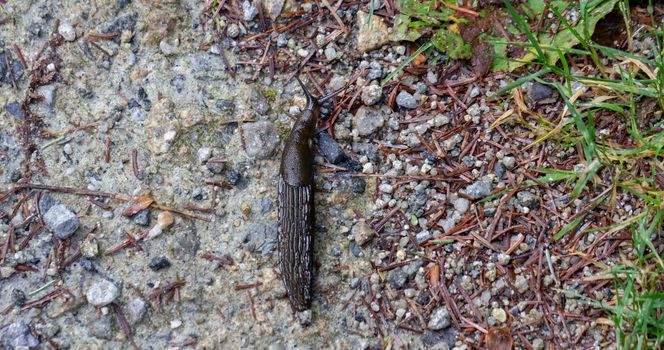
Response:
[[278, 77, 343, 312]]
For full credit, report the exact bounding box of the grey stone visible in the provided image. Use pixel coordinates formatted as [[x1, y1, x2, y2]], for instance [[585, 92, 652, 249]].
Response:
[[494, 161, 506, 178], [261, 0, 285, 20], [530, 82, 557, 102], [242, 222, 277, 254], [352, 106, 384, 136], [132, 209, 150, 226], [11, 288, 27, 306], [361, 85, 382, 106], [44, 204, 80, 239], [502, 156, 516, 169], [227, 23, 240, 38], [296, 309, 312, 326], [169, 74, 185, 93], [148, 256, 171, 271], [316, 131, 346, 164], [39, 84, 57, 107], [387, 268, 408, 289], [396, 91, 418, 109], [6, 101, 24, 120], [463, 180, 492, 199], [126, 297, 147, 325], [58, 21, 76, 41], [269, 341, 287, 350], [415, 230, 432, 243], [324, 46, 337, 60], [1, 321, 40, 349], [427, 307, 451, 330], [39, 193, 58, 214], [352, 220, 374, 245], [172, 226, 200, 259], [243, 121, 280, 159], [356, 11, 389, 52], [86, 278, 120, 306], [242, 0, 259, 21], [403, 259, 423, 278], [131, 109, 146, 122], [517, 191, 539, 209], [453, 198, 470, 214], [88, 312, 113, 339]]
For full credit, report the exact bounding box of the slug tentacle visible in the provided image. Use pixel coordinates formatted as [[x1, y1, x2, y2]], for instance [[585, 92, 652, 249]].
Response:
[[278, 77, 345, 312]]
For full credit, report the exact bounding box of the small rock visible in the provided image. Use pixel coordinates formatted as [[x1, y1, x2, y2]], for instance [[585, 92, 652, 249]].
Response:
[[157, 211, 175, 229], [502, 156, 516, 170], [132, 209, 150, 227], [11, 289, 26, 306], [243, 121, 280, 159], [58, 21, 76, 41], [492, 308, 507, 323], [352, 106, 384, 136], [514, 275, 529, 294], [396, 91, 418, 109], [415, 230, 432, 244], [170, 319, 182, 329], [206, 161, 225, 174], [269, 341, 287, 350], [517, 191, 539, 209], [86, 278, 120, 306], [44, 204, 80, 239], [126, 298, 147, 325], [453, 198, 470, 214], [226, 23, 240, 38], [198, 147, 212, 164], [39, 193, 58, 213], [0, 321, 39, 349], [387, 268, 408, 289], [39, 84, 57, 107], [324, 46, 337, 61], [296, 310, 312, 326], [80, 235, 99, 258], [5, 101, 25, 120], [242, 0, 259, 21], [297, 48, 309, 58], [427, 307, 451, 330], [356, 11, 389, 52], [148, 256, 171, 271], [361, 84, 382, 106], [261, 0, 285, 20], [497, 253, 510, 265], [463, 180, 492, 199], [530, 82, 558, 102], [316, 131, 346, 164], [352, 220, 374, 245], [159, 37, 180, 56]]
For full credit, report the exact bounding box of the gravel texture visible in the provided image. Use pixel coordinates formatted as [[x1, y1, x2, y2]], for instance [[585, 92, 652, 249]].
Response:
[[0, 0, 636, 349]]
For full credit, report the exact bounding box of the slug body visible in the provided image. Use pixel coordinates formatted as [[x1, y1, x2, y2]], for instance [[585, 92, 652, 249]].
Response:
[[278, 78, 342, 311]]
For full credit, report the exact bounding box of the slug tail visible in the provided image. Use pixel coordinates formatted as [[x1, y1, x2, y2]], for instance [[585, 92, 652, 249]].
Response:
[[278, 178, 314, 311]]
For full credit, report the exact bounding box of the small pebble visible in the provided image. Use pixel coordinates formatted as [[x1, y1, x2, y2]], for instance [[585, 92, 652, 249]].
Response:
[[86, 278, 120, 306], [395, 90, 418, 109], [58, 21, 76, 41], [148, 256, 171, 271], [427, 307, 451, 330], [352, 220, 374, 245]]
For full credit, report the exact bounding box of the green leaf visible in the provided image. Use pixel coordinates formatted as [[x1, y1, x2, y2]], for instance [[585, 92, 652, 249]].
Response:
[[431, 29, 472, 60], [492, 0, 619, 72], [389, 14, 422, 42]]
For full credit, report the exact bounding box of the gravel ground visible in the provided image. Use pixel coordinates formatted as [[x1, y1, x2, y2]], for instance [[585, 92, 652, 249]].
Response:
[[1, 0, 654, 349]]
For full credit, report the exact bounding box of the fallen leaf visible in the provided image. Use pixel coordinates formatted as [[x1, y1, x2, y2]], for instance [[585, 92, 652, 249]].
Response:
[[485, 327, 513, 350], [122, 195, 155, 217]]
